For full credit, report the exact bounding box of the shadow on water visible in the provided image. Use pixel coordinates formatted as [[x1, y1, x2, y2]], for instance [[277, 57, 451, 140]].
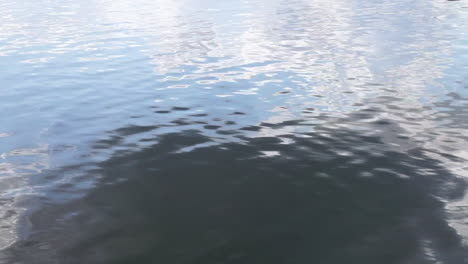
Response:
[[6, 110, 468, 264]]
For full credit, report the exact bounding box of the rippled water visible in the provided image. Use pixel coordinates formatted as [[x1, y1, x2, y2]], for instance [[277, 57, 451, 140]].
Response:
[[1, 0, 468, 263]]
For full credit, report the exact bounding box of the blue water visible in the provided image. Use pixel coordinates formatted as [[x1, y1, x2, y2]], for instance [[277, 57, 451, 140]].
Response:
[[1, 0, 468, 263]]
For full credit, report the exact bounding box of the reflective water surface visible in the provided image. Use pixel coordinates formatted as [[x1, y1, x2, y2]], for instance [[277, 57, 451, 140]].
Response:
[[1, 0, 468, 263]]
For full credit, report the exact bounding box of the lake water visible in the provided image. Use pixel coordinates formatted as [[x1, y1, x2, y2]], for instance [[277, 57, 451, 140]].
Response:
[[1, 0, 468, 263]]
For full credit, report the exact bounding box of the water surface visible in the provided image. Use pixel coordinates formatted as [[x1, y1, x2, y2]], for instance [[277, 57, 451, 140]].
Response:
[[1, 0, 468, 263]]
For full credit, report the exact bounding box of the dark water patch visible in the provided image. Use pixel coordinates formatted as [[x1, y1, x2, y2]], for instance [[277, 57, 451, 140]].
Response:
[[172, 107, 191, 111], [240, 126, 262, 132], [5, 120, 468, 264], [203, 125, 222, 130], [189, 113, 209, 117], [114, 125, 158, 137]]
